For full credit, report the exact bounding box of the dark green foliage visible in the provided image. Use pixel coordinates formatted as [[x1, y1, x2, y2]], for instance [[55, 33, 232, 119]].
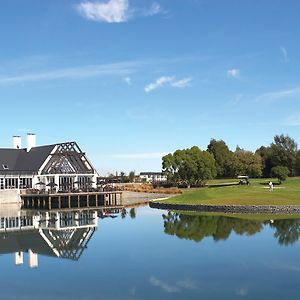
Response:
[[163, 212, 263, 243], [128, 171, 135, 183], [271, 165, 289, 184], [270, 134, 298, 176], [163, 212, 300, 246], [256, 134, 298, 177], [233, 147, 262, 177], [256, 146, 274, 177], [162, 146, 216, 187], [271, 219, 300, 246], [207, 139, 235, 178], [129, 208, 136, 219]]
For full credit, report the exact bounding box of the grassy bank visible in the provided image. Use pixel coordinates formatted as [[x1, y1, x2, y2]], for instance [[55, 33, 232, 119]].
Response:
[[160, 177, 300, 206]]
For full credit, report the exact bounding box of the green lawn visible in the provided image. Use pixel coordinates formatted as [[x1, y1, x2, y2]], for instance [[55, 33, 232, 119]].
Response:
[[161, 177, 300, 206]]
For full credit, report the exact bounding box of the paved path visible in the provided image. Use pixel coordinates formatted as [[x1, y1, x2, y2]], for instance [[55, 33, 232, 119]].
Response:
[[122, 191, 170, 206]]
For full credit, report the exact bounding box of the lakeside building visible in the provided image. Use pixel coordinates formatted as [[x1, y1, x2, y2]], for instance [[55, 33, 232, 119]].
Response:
[[139, 172, 167, 183], [0, 134, 98, 193]]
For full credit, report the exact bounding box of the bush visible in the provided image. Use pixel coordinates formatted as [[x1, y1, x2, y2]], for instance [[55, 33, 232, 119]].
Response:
[[271, 165, 289, 184]]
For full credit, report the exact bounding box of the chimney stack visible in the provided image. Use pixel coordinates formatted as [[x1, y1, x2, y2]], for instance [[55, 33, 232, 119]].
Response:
[[27, 133, 36, 152], [13, 136, 22, 149]]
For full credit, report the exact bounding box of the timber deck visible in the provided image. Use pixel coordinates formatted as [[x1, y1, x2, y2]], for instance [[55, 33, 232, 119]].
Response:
[[21, 191, 123, 210]]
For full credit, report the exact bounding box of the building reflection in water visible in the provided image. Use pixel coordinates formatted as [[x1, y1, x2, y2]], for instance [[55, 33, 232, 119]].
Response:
[[0, 207, 122, 268]]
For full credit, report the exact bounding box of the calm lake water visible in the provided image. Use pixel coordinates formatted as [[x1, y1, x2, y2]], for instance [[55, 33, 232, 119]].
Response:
[[1, 205, 300, 299]]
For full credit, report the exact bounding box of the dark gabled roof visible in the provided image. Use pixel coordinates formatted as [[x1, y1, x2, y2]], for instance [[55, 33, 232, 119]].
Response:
[[0, 144, 55, 174]]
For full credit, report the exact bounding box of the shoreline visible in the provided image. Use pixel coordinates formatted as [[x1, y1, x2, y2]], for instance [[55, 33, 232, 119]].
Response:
[[149, 201, 300, 214]]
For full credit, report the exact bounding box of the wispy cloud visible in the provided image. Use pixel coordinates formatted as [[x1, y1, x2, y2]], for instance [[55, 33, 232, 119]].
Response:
[[280, 46, 289, 63], [227, 69, 240, 79], [77, 0, 162, 23], [228, 93, 244, 106], [144, 2, 162, 16], [144, 76, 192, 92], [0, 61, 138, 85], [150, 276, 199, 293], [285, 112, 300, 126], [236, 287, 249, 297], [255, 86, 300, 103], [267, 262, 300, 272], [108, 152, 167, 159], [171, 77, 192, 88]]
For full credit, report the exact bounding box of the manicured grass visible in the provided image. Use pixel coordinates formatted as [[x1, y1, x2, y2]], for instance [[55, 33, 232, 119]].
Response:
[[161, 177, 300, 206]]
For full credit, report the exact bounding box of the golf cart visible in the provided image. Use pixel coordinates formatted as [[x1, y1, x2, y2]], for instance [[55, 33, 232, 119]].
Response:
[[237, 175, 250, 185]]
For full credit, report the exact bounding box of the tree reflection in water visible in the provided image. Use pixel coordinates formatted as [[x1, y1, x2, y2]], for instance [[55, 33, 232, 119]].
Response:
[[162, 212, 300, 246]]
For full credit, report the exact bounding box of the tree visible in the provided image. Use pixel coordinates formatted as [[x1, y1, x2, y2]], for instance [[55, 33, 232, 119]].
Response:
[[233, 147, 262, 177], [120, 171, 126, 183], [256, 146, 274, 177], [129, 208, 136, 219], [271, 165, 289, 184], [270, 134, 298, 176], [207, 139, 234, 178], [128, 171, 135, 183], [162, 146, 216, 187], [295, 150, 300, 176]]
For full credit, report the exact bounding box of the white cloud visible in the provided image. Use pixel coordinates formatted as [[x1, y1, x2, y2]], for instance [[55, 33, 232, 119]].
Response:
[[171, 77, 192, 88], [280, 46, 289, 63], [144, 76, 174, 92], [77, 0, 162, 23], [145, 2, 162, 16], [144, 76, 192, 92], [150, 277, 180, 293], [124, 76, 132, 85], [0, 61, 138, 84], [77, 0, 129, 23], [227, 69, 240, 79]]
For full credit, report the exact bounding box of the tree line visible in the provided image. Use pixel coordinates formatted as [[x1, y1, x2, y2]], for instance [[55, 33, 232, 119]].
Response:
[[163, 211, 300, 246], [162, 134, 300, 186]]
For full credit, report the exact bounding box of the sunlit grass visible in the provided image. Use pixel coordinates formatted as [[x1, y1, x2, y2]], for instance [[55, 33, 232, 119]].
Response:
[[161, 177, 300, 206]]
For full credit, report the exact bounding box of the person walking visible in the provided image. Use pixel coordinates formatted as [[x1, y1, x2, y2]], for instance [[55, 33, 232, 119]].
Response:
[[268, 181, 273, 191]]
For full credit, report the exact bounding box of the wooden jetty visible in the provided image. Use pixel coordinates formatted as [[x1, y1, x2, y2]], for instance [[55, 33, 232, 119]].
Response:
[[21, 191, 123, 210]]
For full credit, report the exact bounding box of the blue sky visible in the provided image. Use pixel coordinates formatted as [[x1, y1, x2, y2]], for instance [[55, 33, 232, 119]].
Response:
[[0, 0, 299, 174]]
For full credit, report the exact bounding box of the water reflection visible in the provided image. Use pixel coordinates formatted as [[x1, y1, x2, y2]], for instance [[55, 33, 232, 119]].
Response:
[[0, 207, 122, 268], [162, 211, 300, 246]]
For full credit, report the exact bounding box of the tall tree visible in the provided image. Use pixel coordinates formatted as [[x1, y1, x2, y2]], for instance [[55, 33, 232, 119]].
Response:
[[256, 146, 274, 177], [162, 146, 216, 187], [233, 147, 262, 177], [270, 134, 298, 176], [207, 139, 234, 178]]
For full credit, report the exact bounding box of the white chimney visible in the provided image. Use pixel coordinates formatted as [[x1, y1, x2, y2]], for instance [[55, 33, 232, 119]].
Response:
[[28, 249, 38, 269], [15, 251, 24, 265], [27, 133, 36, 152], [13, 136, 22, 149]]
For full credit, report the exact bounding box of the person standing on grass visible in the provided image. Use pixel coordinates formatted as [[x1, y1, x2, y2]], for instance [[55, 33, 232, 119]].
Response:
[[269, 181, 273, 191]]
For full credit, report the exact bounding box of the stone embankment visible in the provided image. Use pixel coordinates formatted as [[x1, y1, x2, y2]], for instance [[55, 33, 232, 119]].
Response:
[[150, 201, 300, 214]]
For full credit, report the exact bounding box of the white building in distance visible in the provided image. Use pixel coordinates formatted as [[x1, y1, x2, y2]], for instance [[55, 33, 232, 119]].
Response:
[[139, 172, 167, 183]]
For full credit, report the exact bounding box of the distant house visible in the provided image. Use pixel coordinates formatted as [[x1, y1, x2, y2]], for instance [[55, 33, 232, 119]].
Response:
[[0, 134, 98, 192], [139, 172, 167, 183]]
